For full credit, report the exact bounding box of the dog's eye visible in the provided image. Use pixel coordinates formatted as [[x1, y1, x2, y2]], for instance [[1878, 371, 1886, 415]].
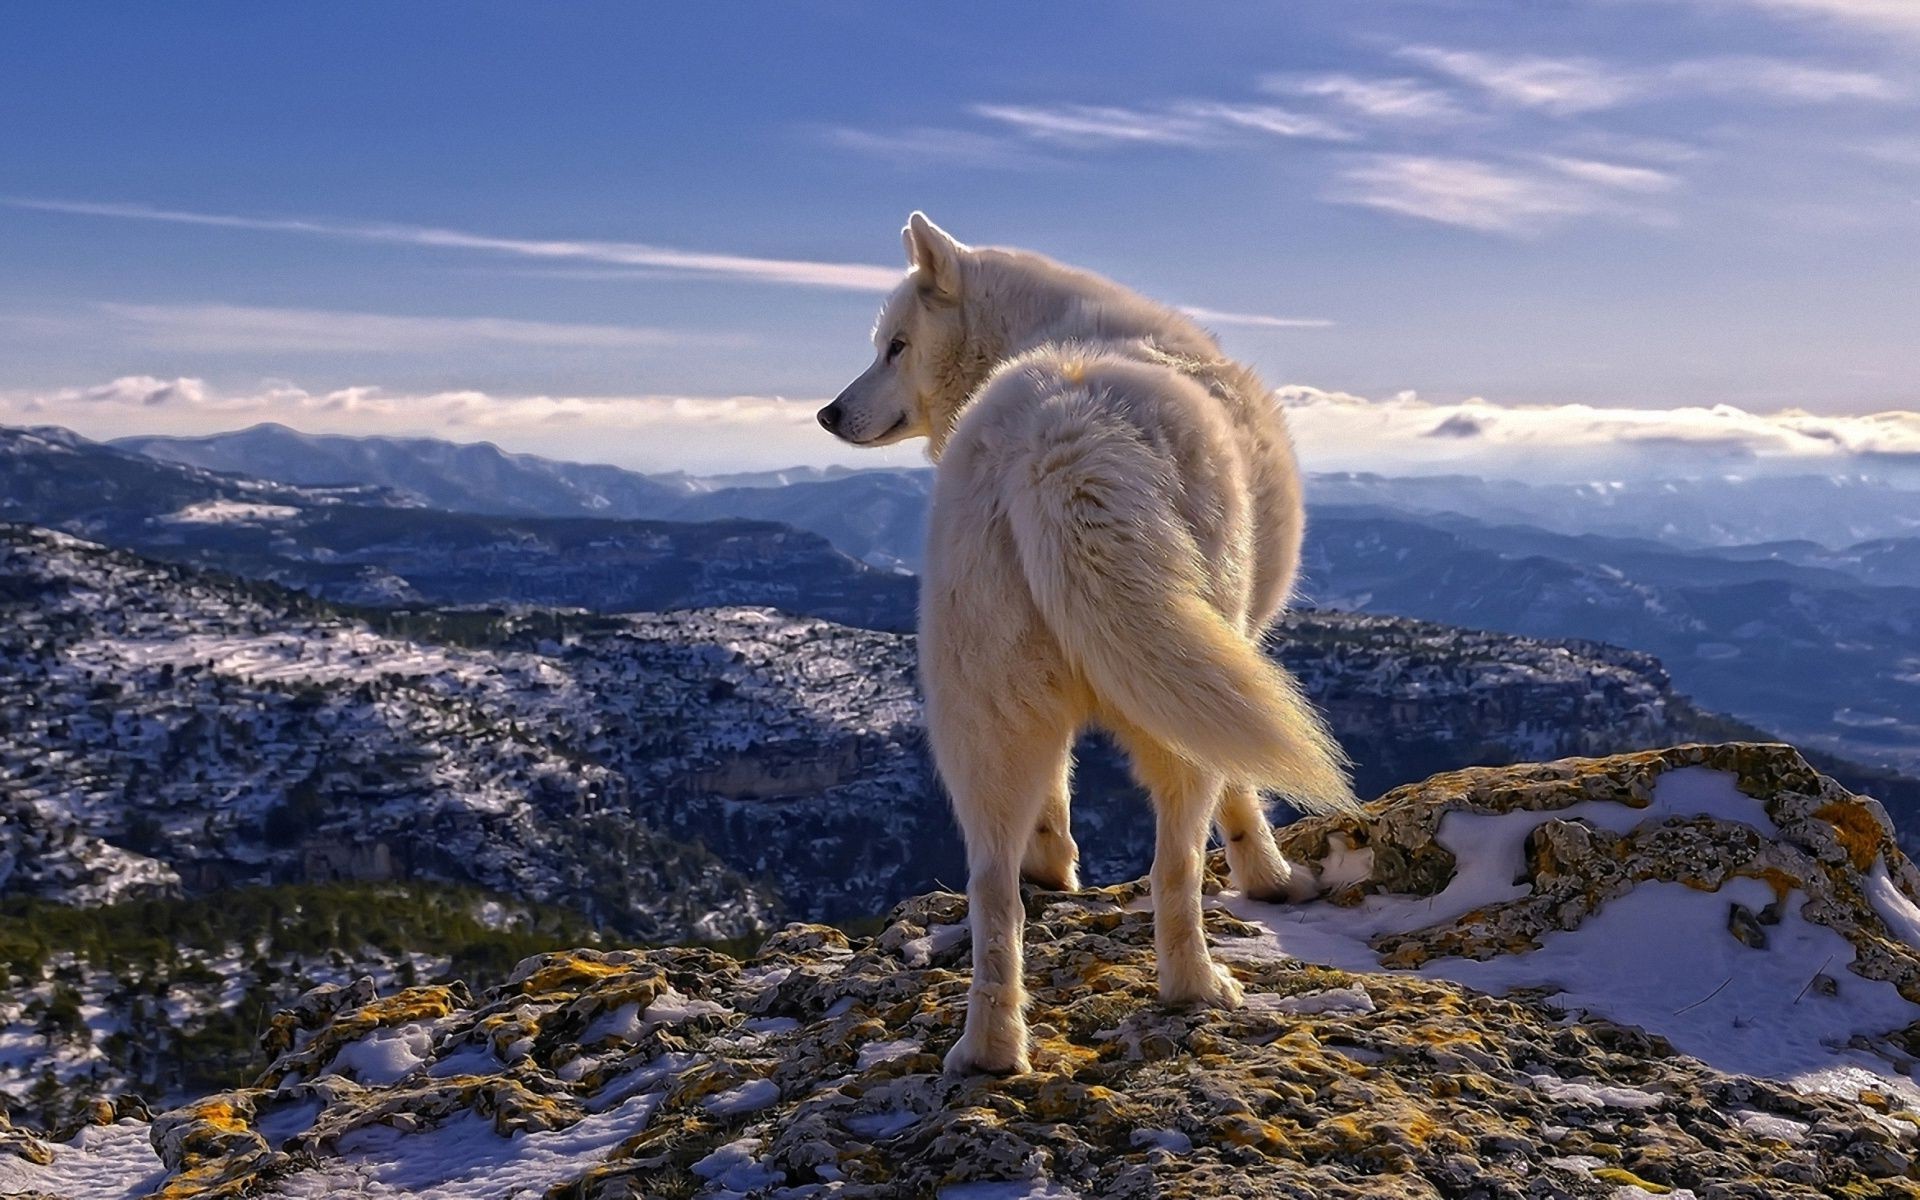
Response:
[[886, 336, 907, 363]]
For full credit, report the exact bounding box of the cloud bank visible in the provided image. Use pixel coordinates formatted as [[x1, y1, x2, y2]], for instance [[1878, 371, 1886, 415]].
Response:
[[1280, 387, 1920, 478], [7, 375, 1917, 480]]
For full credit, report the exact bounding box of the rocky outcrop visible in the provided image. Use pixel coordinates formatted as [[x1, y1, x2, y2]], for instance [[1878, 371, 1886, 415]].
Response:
[[12, 743, 1920, 1198]]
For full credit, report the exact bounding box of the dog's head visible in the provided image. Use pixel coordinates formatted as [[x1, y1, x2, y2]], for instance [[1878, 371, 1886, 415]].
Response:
[[818, 213, 978, 448]]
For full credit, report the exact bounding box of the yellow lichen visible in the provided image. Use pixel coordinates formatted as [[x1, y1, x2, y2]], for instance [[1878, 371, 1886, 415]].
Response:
[[1815, 799, 1883, 872], [1592, 1166, 1671, 1193]]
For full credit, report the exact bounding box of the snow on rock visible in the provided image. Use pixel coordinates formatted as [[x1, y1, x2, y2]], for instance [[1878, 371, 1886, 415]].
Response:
[[0, 1118, 165, 1199], [27, 744, 1920, 1197], [159, 499, 302, 524]]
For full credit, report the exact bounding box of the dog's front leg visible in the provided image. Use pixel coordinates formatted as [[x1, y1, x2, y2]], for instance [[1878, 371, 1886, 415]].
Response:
[[946, 832, 1033, 1075], [929, 687, 1074, 1075]]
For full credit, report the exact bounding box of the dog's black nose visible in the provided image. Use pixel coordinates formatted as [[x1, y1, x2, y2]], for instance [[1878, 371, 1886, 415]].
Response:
[[817, 403, 843, 434]]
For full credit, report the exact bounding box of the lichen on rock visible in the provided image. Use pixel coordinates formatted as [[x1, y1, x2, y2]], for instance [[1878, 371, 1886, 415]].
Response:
[[11, 743, 1920, 1198]]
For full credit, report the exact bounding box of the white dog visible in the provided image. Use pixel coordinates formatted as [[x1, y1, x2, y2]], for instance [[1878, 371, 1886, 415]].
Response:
[[820, 214, 1358, 1075]]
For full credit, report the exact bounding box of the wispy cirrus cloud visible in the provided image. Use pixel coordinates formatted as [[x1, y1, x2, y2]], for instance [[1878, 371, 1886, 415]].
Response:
[[1262, 72, 1471, 123], [1536, 155, 1680, 193], [1652, 0, 1920, 34], [948, 100, 1354, 153], [971, 104, 1213, 146], [1398, 47, 1640, 114], [818, 126, 1056, 169], [1398, 45, 1904, 114], [1167, 102, 1355, 142], [4, 198, 904, 291], [1325, 154, 1673, 235], [98, 303, 715, 354]]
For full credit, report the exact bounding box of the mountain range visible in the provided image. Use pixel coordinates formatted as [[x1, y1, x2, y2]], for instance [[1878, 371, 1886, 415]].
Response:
[[91, 421, 1920, 774]]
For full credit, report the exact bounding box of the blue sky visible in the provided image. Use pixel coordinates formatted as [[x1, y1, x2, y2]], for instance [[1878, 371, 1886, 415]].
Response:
[[1, 1, 1916, 474]]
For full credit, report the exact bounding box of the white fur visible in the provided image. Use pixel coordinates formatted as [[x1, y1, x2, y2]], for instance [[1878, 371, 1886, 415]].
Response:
[[822, 214, 1359, 1075]]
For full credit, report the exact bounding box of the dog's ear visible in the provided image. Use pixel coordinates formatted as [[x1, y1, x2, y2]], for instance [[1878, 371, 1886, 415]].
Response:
[[903, 212, 965, 300]]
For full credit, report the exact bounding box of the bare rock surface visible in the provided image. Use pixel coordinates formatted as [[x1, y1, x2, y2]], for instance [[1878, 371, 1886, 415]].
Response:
[[11, 743, 1920, 1198]]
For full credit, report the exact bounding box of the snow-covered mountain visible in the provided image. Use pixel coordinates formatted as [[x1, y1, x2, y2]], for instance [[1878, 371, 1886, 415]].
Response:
[[2, 425, 917, 628], [92, 423, 1920, 769], [116, 422, 941, 573], [110, 421, 1920, 554], [1309, 469, 1920, 550], [3, 522, 1745, 932], [115, 423, 691, 519]]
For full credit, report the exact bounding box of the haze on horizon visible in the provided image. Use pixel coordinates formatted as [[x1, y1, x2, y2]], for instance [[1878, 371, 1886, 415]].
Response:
[[2, 1, 1916, 479]]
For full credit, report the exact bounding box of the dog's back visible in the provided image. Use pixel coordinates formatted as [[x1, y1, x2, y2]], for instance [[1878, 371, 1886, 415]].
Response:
[[926, 336, 1348, 809]]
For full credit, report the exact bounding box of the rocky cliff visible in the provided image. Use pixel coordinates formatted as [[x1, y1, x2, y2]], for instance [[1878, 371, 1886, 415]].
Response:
[[12, 744, 1920, 1198]]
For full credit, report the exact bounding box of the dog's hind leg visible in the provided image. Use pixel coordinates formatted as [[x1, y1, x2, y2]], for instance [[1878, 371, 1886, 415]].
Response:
[[1117, 728, 1245, 1009], [1217, 784, 1318, 903], [1020, 760, 1080, 891]]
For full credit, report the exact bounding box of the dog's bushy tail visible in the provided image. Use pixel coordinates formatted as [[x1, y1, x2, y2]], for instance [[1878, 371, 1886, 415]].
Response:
[[1006, 397, 1359, 815]]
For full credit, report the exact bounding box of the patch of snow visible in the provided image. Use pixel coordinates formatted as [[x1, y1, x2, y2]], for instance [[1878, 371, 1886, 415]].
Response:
[[844, 1108, 920, 1138], [1219, 768, 1920, 1101], [1729, 1108, 1810, 1142], [1528, 1073, 1665, 1110], [899, 922, 970, 967], [256, 1096, 327, 1148], [426, 1042, 503, 1078], [0, 1121, 167, 1199], [691, 1136, 783, 1193], [581, 1001, 643, 1045], [1129, 1127, 1193, 1154], [324, 1021, 434, 1085], [643, 987, 732, 1026], [160, 499, 302, 524], [1866, 860, 1920, 950], [938, 1182, 1082, 1200], [266, 1091, 661, 1200], [705, 1077, 779, 1115], [856, 1038, 923, 1070], [1245, 985, 1375, 1017]]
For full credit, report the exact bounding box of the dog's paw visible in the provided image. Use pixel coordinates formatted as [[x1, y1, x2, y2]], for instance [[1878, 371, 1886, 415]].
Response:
[[1238, 854, 1320, 904], [1162, 961, 1245, 1010], [1225, 829, 1319, 904], [943, 1024, 1031, 1076], [1019, 862, 1081, 892]]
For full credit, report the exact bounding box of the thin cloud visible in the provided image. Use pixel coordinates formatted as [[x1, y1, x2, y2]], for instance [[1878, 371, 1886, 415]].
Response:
[[1179, 306, 1336, 330], [1168, 102, 1355, 142], [971, 104, 1212, 146], [1398, 46, 1638, 114], [1261, 73, 1470, 123], [99, 303, 712, 354], [1663, 56, 1904, 101], [820, 126, 1054, 169], [1537, 156, 1680, 193], [1664, 0, 1920, 34], [5, 375, 824, 432], [5, 198, 904, 292], [1398, 45, 1904, 114], [1326, 155, 1649, 235]]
